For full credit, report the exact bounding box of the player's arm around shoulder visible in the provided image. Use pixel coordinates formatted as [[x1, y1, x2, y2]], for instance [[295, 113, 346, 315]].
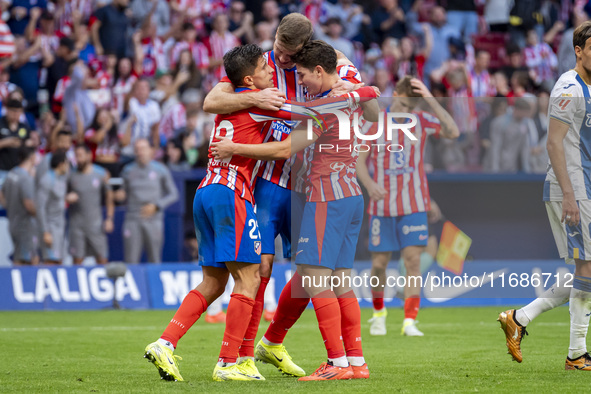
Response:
[[411, 78, 460, 139], [203, 82, 286, 114]]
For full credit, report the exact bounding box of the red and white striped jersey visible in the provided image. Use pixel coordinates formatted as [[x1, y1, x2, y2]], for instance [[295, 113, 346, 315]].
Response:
[[170, 40, 210, 70], [200, 88, 367, 203], [304, 85, 377, 202], [365, 110, 441, 217], [524, 42, 557, 84], [257, 50, 304, 189], [205, 31, 240, 83], [468, 67, 496, 98], [141, 37, 167, 77], [52, 76, 71, 113], [0, 21, 15, 58], [295, 64, 365, 196], [199, 88, 307, 203], [112, 74, 138, 115], [159, 103, 186, 141]]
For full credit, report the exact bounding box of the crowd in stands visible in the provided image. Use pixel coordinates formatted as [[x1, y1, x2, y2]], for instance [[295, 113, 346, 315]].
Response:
[[0, 0, 588, 182]]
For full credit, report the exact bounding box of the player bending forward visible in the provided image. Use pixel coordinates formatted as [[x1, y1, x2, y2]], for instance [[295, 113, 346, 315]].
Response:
[[356, 76, 459, 336], [144, 43, 375, 382], [498, 20, 591, 370], [212, 40, 380, 380]]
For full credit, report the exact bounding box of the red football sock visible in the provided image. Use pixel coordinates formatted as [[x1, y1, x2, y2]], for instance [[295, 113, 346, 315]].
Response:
[[219, 293, 255, 364], [239, 276, 270, 358], [338, 290, 363, 357], [161, 289, 208, 348], [372, 290, 384, 310], [264, 273, 309, 344], [312, 290, 345, 359], [404, 296, 420, 320]]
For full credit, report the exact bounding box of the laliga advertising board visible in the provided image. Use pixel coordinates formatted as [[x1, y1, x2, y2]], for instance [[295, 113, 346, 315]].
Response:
[[0, 261, 570, 310], [0, 265, 149, 310]]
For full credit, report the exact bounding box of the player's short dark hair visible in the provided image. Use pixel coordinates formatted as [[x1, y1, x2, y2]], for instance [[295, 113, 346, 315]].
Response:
[[50, 150, 68, 169], [395, 75, 422, 98], [223, 44, 263, 87], [18, 147, 35, 164], [75, 143, 91, 153], [574, 20, 591, 50], [293, 40, 337, 74]]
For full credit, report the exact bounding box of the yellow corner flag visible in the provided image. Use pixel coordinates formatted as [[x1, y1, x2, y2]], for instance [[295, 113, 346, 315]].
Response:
[[436, 221, 472, 275]]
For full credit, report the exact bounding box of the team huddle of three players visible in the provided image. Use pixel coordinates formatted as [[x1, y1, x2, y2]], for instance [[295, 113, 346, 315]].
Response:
[[144, 14, 446, 382]]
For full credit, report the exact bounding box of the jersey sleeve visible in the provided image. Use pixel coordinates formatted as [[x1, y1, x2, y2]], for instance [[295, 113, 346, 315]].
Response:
[[549, 78, 581, 126], [418, 111, 442, 137], [247, 87, 378, 124], [338, 65, 362, 84]]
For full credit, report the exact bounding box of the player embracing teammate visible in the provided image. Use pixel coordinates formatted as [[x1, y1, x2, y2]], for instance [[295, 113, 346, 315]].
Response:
[[143, 37, 377, 381], [203, 13, 372, 379], [211, 40, 380, 380]]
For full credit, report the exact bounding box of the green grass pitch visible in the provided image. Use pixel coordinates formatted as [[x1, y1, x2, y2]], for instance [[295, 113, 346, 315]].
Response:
[[1, 306, 588, 392]]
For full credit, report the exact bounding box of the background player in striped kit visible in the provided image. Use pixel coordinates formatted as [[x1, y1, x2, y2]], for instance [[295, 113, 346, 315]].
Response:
[[36, 149, 69, 264], [356, 76, 459, 337], [66, 144, 114, 265]]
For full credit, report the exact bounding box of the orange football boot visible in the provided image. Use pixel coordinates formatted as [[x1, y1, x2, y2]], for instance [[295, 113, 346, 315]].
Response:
[[351, 363, 369, 379], [263, 309, 275, 322], [497, 309, 528, 362], [298, 362, 354, 381], [205, 311, 226, 324], [565, 353, 591, 371]]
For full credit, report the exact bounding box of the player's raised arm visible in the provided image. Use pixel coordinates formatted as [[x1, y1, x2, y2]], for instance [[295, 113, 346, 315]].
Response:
[[410, 78, 460, 139], [203, 81, 286, 114], [547, 117, 579, 226]]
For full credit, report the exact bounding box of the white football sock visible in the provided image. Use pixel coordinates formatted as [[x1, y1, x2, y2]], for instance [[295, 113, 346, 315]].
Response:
[[157, 338, 175, 352], [328, 356, 349, 368], [347, 356, 366, 367], [568, 276, 591, 359], [516, 281, 571, 326]]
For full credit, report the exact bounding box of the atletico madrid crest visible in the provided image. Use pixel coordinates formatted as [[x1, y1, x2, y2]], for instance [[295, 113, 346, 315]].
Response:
[[254, 241, 261, 255]]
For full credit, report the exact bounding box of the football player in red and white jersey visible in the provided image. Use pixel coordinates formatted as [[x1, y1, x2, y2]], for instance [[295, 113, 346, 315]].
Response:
[[356, 76, 459, 337], [203, 14, 369, 377], [144, 43, 369, 382], [211, 40, 380, 381]]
